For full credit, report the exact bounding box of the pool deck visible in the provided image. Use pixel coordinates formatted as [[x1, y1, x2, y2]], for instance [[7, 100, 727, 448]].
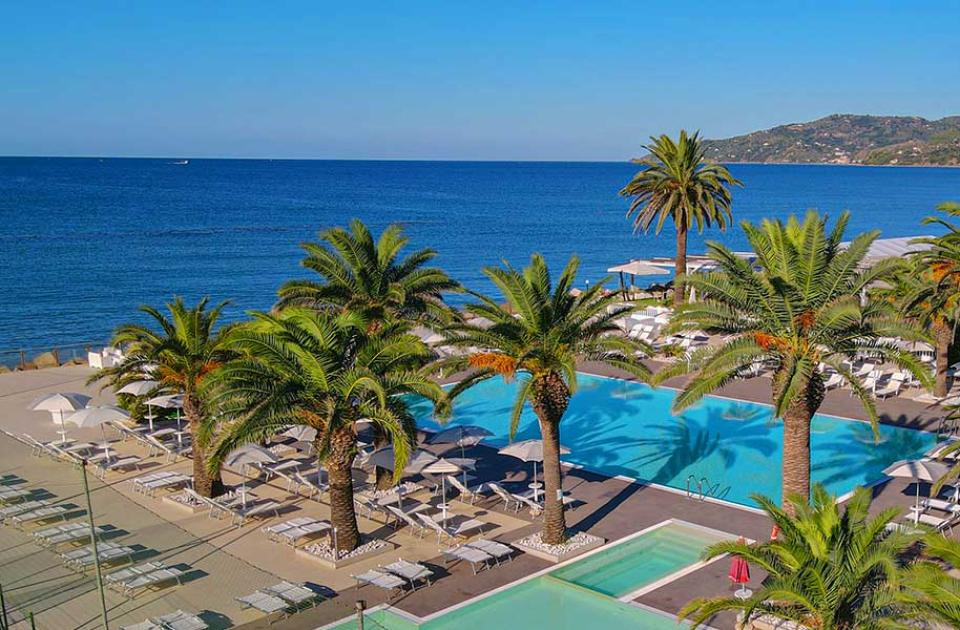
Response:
[[0, 364, 952, 630]]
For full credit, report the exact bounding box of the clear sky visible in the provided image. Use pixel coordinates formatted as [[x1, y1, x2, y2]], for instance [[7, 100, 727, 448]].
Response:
[[2, 1, 957, 160]]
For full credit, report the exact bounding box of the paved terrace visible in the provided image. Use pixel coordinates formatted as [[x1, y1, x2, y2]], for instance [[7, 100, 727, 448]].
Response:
[[0, 365, 951, 629]]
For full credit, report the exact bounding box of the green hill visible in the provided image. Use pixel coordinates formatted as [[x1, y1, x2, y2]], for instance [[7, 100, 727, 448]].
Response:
[[703, 114, 960, 166]]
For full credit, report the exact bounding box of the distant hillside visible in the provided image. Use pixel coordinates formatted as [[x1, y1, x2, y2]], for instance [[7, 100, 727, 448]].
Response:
[[703, 114, 960, 166]]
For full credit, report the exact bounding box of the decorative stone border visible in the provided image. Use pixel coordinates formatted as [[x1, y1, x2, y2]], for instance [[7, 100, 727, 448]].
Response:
[[513, 531, 605, 563], [162, 492, 207, 514], [295, 537, 395, 569]]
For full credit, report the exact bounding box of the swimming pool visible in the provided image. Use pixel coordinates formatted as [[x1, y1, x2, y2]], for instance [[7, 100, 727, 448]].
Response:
[[411, 373, 935, 507], [323, 520, 724, 629]]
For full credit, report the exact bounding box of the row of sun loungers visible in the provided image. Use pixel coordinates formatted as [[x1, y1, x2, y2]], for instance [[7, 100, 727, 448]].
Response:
[[354, 559, 434, 594], [106, 561, 187, 597], [236, 581, 324, 617], [262, 516, 331, 546], [119, 610, 207, 630], [34, 522, 104, 546], [443, 539, 515, 573], [131, 471, 193, 496]]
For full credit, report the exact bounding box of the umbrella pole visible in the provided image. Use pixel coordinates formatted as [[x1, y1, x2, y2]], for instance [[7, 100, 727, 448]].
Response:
[[59, 410, 67, 442], [533, 461, 538, 502], [460, 428, 468, 487], [441, 476, 447, 525], [916, 481, 921, 523]]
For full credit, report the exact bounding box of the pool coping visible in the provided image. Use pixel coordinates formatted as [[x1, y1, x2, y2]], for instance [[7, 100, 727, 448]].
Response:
[[433, 370, 937, 515], [316, 518, 733, 630]]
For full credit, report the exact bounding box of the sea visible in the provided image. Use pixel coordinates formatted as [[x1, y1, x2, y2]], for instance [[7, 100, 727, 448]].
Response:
[[1, 158, 959, 363]]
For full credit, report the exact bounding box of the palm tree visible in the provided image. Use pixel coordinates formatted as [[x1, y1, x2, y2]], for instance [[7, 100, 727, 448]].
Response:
[[656, 211, 930, 511], [207, 308, 445, 553], [680, 485, 917, 629], [619, 130, 742, 305], [276, 219, 460, 324], [900, 534, 960, 627], [442, 254, 651, 544], [93, 297, 234, 497]]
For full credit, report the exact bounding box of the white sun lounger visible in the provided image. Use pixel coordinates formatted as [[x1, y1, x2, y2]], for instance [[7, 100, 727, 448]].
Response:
[[385, 505, 429, 538], [275, 520, 330, 546], [11, 504, 73, 527], [63, 542, 136, 571], [445, 475, 486, 505], [416, 513, 485, 543], [105, 561, 166, 589], [41, 523, 104, 546], [443, 545, 493, 574], [916, 512, 959, 533], [236, 590, 290, 616], [95, 456, 143, 479], [382, 559, 433, 590], [0, 499, 50, 521], [262, 581, 323, 609], [486, 483, 522, 512], [0, 487, 31, 503], [262, 517, 318, 541], [119, 610, 207, 630], [353, 569, 407, 594], [466, 539, 515, 565], [140, 474, 192, 497], [230, 499, 282, 526], [116, 566, 185, 597]]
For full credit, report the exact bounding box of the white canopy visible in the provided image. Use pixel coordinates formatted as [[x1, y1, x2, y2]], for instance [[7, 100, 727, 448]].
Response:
[[145, 394, 183, 408], [28, 392, 91, 413], [607, 261, 669, 276], [281, 426, 317, 442], [499, 439, 570, 463], [366, 447, 438, 473], [430, 425, 493, 447], [65, 405, 130, 428], [117, 380, 159, 396]]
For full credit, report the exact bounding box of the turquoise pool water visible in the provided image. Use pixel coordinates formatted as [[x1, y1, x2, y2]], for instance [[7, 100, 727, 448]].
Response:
[[411, 373, 935, 507], [551, 522, 728, 597], [325, 521, 711, 629]]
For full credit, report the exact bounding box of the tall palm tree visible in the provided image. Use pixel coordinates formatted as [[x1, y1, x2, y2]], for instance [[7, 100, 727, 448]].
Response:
[[93, 297, 234, 497], [207, 308, 445, 553], [656, 211, 930, 511], [680, 485, 917, 629], [276, 219, 460, 324], [442, 254, 651, 544], [619, 130, 742, 305]]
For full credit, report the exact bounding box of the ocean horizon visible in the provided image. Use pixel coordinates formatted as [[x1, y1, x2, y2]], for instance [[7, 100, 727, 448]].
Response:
[[2, 157, 959, 361]]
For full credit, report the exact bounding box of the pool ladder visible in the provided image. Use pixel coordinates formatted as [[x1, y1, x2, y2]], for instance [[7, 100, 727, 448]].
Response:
[[685, 475, 710, 501]]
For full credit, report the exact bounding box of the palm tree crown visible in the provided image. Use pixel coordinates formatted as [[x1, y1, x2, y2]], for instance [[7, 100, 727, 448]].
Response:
[[620, 130, 742, 305], [276, 219, 460, 324], [681, 485, 918, 629], [93, 296, 235, 497], [442, 254, 651, 544], [657, 211, 930, 509], [207, 307, 445, 552]]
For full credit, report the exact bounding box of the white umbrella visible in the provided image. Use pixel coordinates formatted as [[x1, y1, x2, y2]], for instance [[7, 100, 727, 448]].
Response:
[[366, 447, 438, 473], [64, 405, 130, 458], [499, 439, 571, 502], [883, 459, 954, 520], [145, 394, 184, 431], [224, 444, 279, 502], [116, 380, 159, 396], [420, 457, 475, 524], [27, 392, 92, 440]]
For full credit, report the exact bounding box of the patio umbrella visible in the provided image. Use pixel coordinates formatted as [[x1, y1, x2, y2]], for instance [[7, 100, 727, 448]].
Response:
[[366, 447, 438, 473], [420, 457, 474, 524], [116, 380, 159, 396], [499, 439, 571, 502], [728, 553, 751, 599], [883, 459, 954, 520], [64, 405, 129, 458], [27, 392, 92, 440], [430, 425, 493, 484], [281, 425, 317, 442], [224, 444, 279, 503], [145, 394, 184, 431]]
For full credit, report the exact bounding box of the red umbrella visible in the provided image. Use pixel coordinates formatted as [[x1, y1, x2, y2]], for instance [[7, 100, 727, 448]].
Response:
[[728, 555, 751, 599]]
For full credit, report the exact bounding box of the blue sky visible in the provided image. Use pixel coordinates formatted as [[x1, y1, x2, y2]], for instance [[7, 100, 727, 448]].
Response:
[[2, 1, 957, 160]]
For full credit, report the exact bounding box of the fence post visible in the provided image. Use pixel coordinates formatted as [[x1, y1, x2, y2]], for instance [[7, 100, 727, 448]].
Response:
[[81, 462, 110, 629], [29, 611, 35, 630], [356, 600, 366, 630], [0, 582, 9, 630], [18, 351, 25, 370]]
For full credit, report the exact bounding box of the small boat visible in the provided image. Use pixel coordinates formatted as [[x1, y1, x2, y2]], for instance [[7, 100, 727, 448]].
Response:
[[171, 159, 189, 165]]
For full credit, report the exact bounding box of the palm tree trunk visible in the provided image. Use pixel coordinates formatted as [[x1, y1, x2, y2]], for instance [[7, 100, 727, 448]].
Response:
[[531, 372, 570, 545], [674, 222, 688, 306], [934, 319, 953, 398], [779, 377, 824, 515], [326, 426, 361, 552], [184, 395, 224, 498]]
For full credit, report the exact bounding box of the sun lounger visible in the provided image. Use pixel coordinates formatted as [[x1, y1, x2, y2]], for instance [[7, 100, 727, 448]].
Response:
[[353, 569, 407, 594], [443, 545, 493, 574], [230, 499, 282, 526], [823, 373, 845, 390], [922, 498, 960, 513], [140, 474, 192, 497], [119, 610, 207, 630], [466, 539, 515, 565], [95, 456, 143, 479], [105, 561, 166, 589], [11, 504, 73, 527], [382, 559, 433, 590], [131, 471, 177, 492], [293, 471, 328, 500], [0, 499, 50, 522], [875, 379, 903, 399], [487, 482, 522, 512], [416, 513, 485, 543], [236, 590, 291, 616], [0, 487, 31, 503], [262, 516, 318, 541], [116, 566, 185, 597], [916, 512, 959, 533], [262, 581, 323, 609], [275, 520, 330, 546], [385, 505, 428, 538], [445, 475, 486, 505], [63, 542, 136, 571]]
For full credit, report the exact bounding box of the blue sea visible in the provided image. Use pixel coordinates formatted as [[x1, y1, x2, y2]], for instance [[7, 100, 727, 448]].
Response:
[[1, 158, 959, 360]]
